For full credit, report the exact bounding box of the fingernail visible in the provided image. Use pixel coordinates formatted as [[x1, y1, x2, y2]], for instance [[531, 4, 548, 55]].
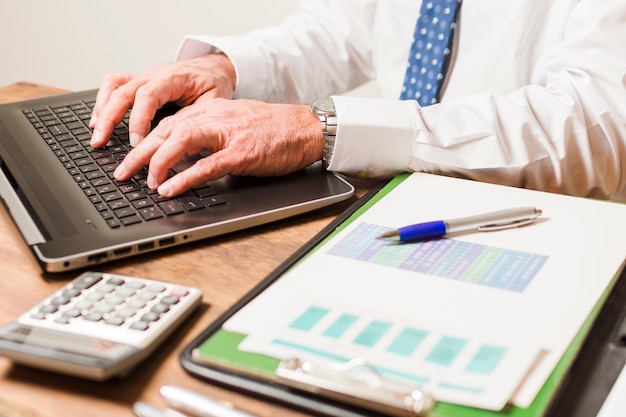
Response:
[[114, 161, 126, 179], [147, 173, 157, 190], [90, 129, 102, 146], [158, 181, 172, 197], [130, 133, 142, 147]]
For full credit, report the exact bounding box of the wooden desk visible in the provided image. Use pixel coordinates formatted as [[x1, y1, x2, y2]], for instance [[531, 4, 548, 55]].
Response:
[[0, 83, 377, 417]]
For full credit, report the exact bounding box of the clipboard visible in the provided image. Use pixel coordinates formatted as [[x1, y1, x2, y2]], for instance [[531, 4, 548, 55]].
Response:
[[180, 173, 626, 417]]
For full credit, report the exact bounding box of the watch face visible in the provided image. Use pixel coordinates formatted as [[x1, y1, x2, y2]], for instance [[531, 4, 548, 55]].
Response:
[[315, 97, 335, 113]]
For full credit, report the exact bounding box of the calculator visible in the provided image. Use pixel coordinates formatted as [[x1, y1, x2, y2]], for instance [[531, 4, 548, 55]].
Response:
[[0, 271, 202, 380]]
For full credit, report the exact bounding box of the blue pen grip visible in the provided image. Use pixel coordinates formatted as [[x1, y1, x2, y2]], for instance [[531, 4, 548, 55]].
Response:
[[398, 221, 447, 241]]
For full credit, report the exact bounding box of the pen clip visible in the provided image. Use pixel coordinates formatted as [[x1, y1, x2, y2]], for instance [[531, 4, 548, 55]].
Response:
[[477, 217, 536, 232], [277, 357, 435, 417]]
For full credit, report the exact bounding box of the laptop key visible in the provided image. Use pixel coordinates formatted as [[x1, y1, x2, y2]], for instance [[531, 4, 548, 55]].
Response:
[[114, 207, 136, 219], [47, 124, 69, 136], [139, 207, 164, 221], [178, 196, 205, 211], [206, 195, 227, 206], [121, 215, 142, 226], [159, 200, 185, 216]]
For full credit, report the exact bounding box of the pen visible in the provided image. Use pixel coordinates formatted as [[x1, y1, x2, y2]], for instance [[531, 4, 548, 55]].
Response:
[[377, 206, 542, 242], [133, 401, 187, 417], [161, 385, 259, 417]]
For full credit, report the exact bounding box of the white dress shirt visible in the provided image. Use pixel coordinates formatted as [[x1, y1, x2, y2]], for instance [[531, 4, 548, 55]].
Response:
[[176, 0, 626, 201]]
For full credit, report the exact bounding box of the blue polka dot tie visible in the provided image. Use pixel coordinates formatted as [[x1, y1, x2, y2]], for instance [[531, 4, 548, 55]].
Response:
[[400, 0, 462, 105]]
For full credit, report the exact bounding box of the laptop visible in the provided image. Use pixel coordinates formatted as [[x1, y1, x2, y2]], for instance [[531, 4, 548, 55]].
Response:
[[0, 90, 354, 273]]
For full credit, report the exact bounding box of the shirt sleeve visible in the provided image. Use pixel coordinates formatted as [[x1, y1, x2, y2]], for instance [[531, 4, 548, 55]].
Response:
[[331, 0, 626, 201], [176, 0, 378, 103]]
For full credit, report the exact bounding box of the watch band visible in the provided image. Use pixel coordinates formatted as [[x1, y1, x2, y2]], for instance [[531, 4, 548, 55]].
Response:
[[311, 97, 337, 169]]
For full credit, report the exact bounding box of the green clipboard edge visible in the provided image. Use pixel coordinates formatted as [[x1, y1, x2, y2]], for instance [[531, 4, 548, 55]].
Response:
[[180, 173, 625, 417]]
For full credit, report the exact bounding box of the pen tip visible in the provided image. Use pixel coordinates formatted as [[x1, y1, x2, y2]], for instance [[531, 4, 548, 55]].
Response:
[[377, 230, 399, 240]]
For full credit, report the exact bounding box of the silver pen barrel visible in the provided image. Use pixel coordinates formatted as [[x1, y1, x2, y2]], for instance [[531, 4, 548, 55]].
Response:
[[445, 207, 542, 233]]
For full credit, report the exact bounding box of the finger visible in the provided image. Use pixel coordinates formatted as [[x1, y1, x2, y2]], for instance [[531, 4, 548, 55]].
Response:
[[143, 118, 200, 190], [90, 81, 141, 148], [145, 111, 227, 196], [127, 82, 182, 147], [157, 152, 234, 197], [90, 73, 133, 128], [127, 92, 160, 147], [113, 130, 166, 182]]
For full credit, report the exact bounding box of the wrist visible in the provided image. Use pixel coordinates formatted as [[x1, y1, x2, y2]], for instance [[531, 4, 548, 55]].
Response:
[[213, 53, 237, 93], [199, 53, 237, 98]]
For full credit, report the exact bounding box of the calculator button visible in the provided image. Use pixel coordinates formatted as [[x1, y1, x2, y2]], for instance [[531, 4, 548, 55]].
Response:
[[140, 312, 160, 322], [106, 277, 125, 286], [62, 308, 81, 318], [97, 284, 117, 294], [62, 288, 81, 298], [74, 300, 93, 311], [137, 292, 156, 301], [105, 316, 125, 326], [151, 303, 169, 314], [126, 281, 145, 290], [126, 299, 146, 310], [116, 307, 138, 318], [83, 312, 103, 322], [169, 288, 189, 298], [104, 295, 125, 306], [116, 287, 136, 298], [161, 296, 180, 305], [94, 303, 115, 314], [51, 296, 71, 306], [130, 321, 149, 331], [73, 272, 103, 289], [146, 284, 166, 293], [40, 305, 58, 315], [86, 292, 105, 302], [54, 317, 71, 324]]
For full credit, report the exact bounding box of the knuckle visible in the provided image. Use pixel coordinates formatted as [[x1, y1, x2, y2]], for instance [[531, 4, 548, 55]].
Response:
[[159, 118, 194, 146], [129, 117, 152, 134], [153, 116, 176, 136], [195, 155, 221, 179], [135, 84, 160, 102], [123, 149, 142, 165], [102, 72, 125, 84], [175, 172, 193, 191], [110, 85, 134, 103]]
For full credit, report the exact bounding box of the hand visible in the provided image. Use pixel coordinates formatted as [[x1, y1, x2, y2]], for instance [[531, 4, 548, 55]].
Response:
[[113, 97, 324, 197], [89, 53, 236, 148]]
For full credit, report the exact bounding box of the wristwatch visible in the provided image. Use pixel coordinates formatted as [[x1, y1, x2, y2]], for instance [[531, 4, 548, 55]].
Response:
[[311, 97, 337, 169]]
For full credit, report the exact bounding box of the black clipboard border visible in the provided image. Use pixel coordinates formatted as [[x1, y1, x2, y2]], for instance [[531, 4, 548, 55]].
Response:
[[180, 176, 626, 417]]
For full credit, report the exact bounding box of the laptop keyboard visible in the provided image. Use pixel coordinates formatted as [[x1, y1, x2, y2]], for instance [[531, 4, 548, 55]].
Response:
[[22, 100, 226, 228]]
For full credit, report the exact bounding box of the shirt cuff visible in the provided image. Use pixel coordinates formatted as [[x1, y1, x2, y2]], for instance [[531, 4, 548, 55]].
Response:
[[328, 96, 417, 179], [176, 35, 270, 100]]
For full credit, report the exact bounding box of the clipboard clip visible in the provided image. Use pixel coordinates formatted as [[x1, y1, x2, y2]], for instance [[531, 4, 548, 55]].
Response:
[[276, 357, 435, 417]]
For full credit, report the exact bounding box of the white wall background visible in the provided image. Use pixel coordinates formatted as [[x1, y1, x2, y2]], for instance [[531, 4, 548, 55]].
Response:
[[0, 1, 297, 91]]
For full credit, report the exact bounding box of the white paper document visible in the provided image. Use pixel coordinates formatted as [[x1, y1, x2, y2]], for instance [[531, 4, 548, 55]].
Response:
[[224, 173, 626, 410], [238, 296, 540, 410]]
